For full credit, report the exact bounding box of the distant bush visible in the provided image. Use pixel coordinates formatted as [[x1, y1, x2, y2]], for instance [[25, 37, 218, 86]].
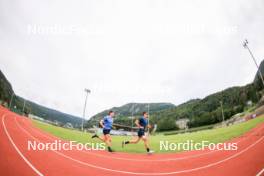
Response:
[[157, 117, 179, 131]]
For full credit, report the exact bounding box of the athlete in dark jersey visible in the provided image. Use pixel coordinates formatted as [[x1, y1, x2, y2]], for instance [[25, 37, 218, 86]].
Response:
[[122, 112, 154, 154]]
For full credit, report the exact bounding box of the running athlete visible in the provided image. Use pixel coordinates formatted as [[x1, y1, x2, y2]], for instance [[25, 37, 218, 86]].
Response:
[[122, 112, 154, 154], [92, 111, 115, 152]]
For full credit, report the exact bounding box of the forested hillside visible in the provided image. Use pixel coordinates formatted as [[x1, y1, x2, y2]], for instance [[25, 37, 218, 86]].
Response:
[[87, 60, 264, 131], [150, 60, 264, 131], [0, 70, 83, 127], [151, 84, 260, 131], [85, 103, 175, 128], [2, 59, 264, 131]]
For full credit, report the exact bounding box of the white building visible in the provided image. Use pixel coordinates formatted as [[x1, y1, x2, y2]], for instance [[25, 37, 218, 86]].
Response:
[[176, 118, 190, 129]]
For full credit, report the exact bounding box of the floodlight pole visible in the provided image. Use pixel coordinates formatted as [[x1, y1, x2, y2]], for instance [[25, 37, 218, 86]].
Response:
[[220, 101, 225, 126], [9, 93, 15, 109], [131, 103, 134, 129], [82, 89, 91, 132], [147, 103, 150, 133], [243, 39, 264, 87], [148, 103, 150, 115], [22, 99, 26, 112]]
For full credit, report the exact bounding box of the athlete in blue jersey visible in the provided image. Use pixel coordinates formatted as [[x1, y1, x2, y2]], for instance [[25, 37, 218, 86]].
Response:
[[92, 111, 115, 152], [122, 112, 154, 154]]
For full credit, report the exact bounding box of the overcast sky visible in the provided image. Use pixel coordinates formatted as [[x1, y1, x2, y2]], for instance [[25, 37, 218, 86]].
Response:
[[0, 0, 264, 118]]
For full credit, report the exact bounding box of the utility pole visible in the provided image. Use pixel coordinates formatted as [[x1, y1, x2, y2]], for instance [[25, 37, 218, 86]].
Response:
[[147, 103, 150, 133], [9, 93, 15, 109], [22, 99, 26, 112], [220, 101, 225, 126], [243, 39, 264, 87], [131, 103, 134, 130], [147, 103, 150, 115], [82, 89, 91, 131]]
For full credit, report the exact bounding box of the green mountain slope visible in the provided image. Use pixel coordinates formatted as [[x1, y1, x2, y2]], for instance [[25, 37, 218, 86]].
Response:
[[253, 59, 264, 90], [2, 59, 264, 131], [87, 60, 264, 131], [0, 70, 83, 127], [0, 70, 14, 104], [86, 103, 175, 128], [150, 59, 264, 131], [151, 84, 259, 130]]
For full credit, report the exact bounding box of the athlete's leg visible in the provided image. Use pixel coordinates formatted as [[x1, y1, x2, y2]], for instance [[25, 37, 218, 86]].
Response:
[[92, 129, 109, 142], [92, 129, 114, 152], [142, 136, 150, 149], [94, 134, 105, 142], [105, 134, 114, 152], [128, 136, 141, 144], [92, 133, 110, 144], [104, 134, 112, 146], [122, 136, 141, 148], [142, 135, 154, 153], [122, 129, 144, 147]]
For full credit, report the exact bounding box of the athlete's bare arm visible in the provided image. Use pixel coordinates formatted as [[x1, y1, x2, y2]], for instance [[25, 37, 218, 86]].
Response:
[[135, 119, 143, 129], [100, 119, 105, 128]]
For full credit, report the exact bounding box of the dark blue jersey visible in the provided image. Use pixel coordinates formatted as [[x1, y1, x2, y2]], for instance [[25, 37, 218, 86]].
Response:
[[139, 116, 148, 130]]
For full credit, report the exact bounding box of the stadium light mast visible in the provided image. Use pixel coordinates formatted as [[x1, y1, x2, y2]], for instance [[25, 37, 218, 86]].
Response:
[[243, 39, 264, 87], [22, 99, 27, 112], [9, 93, 15, 109], [131, 103, 134, 129], [147, 103, 150, 133], [220, 101, 225, 126], [82, 88, 91, 132], [147, 103, 150, 115]]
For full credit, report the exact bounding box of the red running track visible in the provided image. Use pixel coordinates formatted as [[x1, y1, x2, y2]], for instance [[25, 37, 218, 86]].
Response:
[[0, 106, 264, 176]]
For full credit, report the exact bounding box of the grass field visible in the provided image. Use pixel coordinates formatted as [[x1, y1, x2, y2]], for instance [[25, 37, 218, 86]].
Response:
[[32, 116, 264, 153]]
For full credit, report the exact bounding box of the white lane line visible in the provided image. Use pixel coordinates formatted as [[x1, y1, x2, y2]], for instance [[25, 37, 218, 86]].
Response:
[[23, 116, 264, 162], [256, 168, 264, 176], [2, 114, 44, 176], [16, 115, 264, 175]]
